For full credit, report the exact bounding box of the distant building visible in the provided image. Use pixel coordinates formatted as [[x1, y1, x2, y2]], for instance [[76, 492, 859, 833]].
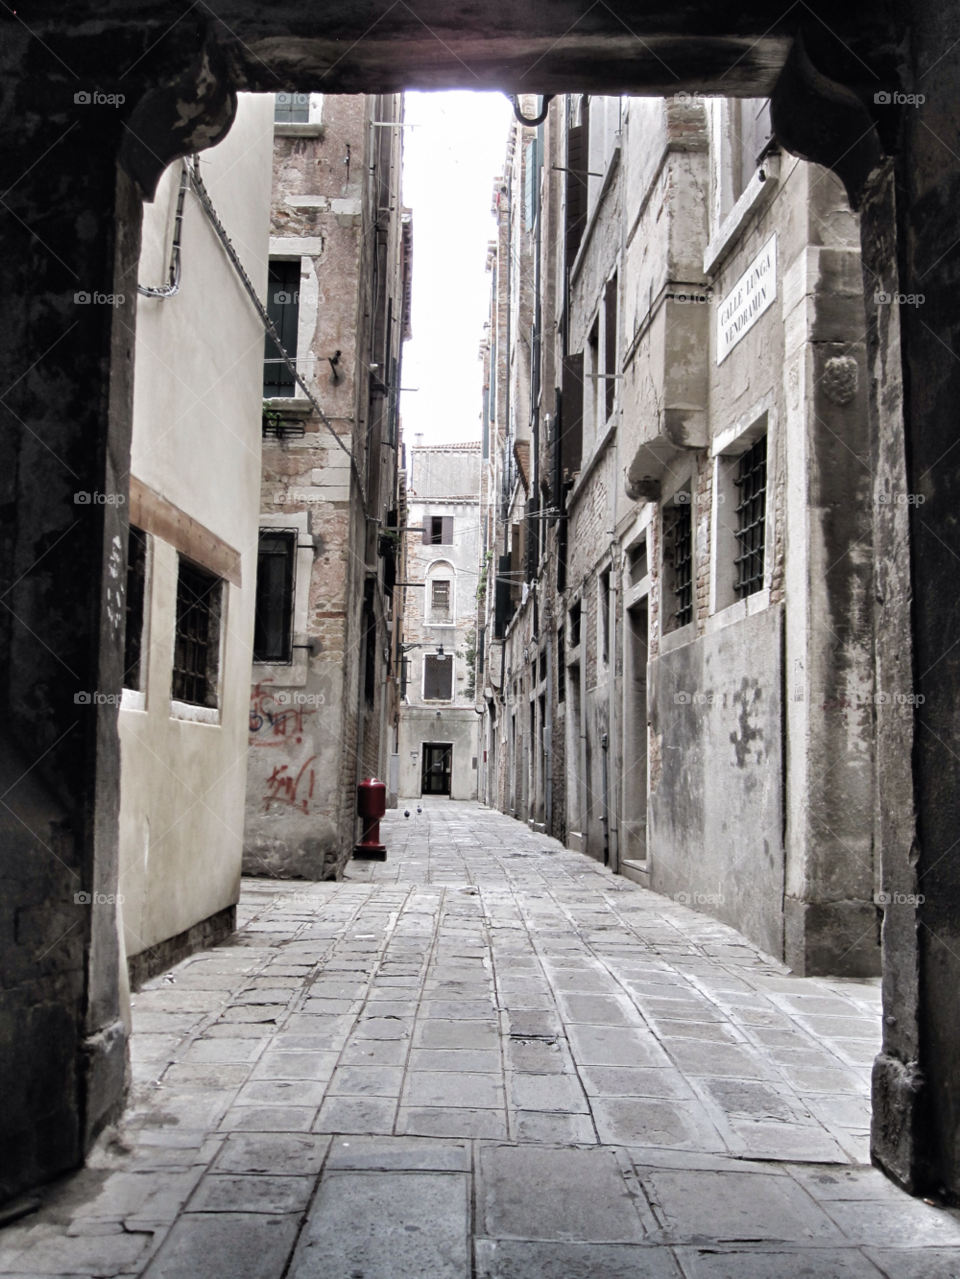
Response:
[[243, 93, 411, 877], [398, 442, 482, 801]]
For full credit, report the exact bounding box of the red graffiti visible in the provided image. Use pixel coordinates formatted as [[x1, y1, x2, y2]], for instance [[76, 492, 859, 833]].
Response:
[[249, 681, 315, 746], [262, 755, 317, 813]]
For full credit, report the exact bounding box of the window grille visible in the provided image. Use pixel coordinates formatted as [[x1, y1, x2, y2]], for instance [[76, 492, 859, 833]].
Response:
[[172, 561, 221, 706], [253, 530, 297, 663], [665, 500, 693, 628], [423, 653, 453, 701], [431, 579, 450, 614], [274, 92, 309, 123], [734, 435, 767, 598], [124, 527, 148, 691]]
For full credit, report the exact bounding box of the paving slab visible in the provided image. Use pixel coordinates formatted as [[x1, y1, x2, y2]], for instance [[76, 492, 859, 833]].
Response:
[[290, 1171, 470, 1279], [479, 1145, 646, 1242]]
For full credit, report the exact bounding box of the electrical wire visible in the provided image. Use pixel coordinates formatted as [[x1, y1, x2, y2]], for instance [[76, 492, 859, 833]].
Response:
[[138, 161, 189, 298]]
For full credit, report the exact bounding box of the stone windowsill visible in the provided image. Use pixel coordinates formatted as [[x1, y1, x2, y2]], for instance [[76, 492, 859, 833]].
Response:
[[120, 687, 145, 713], [274, 123, 325, 138], [170, 700, 220, 726], [660, 619, 696, 655], [704, 586, 773, 637]]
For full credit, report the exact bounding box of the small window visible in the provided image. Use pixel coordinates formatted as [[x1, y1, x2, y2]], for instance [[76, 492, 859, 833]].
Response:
[[263, 260, 301, 397], [557, 625, 566, 702], [425, 515, 453, 545], [539, 649, 547, 684], [569, 600, 581, 648], [172, 560, 222, 707], [734, 435, 767, 598], [663, 492, 693, 631], [431, 579, 451, 615], [253, 530, 296, 663], [274, 92, 310, 123], [424, 653, 453, 701], [123, 526, 148, 691]]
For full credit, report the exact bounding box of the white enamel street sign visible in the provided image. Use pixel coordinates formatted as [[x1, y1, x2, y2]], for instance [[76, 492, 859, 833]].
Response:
[[716, 232, 777, 364]]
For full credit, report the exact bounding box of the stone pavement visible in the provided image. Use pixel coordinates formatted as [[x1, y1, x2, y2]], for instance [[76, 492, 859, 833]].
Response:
[[3, 800, 960, 1277]]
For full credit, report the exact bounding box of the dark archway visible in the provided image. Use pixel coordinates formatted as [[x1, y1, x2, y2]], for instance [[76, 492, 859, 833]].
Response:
[[1, 0, 955, 1205]]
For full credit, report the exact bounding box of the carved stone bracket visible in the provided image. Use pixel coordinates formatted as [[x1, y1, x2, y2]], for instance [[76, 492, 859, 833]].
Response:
[[771, 32, 883, 210], [119, 29, 237, 201]]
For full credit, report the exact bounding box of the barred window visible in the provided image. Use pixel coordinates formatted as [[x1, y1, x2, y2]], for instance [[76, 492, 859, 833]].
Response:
[[734, 435, 767, 598], [423, 653, 453, 701], [432, 579, 450, 614], [664, 497, 693, 630], [172, 560, 222, 707]]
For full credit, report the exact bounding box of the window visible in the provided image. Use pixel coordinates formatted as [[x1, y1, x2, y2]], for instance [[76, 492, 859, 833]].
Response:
[[628, 539, 647, 586], [253, 530, 296, 663], [734, 434, 767, 598], [263, 260, 301, 397], [604, 275, 618, 422], [557, 625, 565, 702], [423, 653, 453, 701], [663, 492, 693, 631], [123, 526, 148, 691], [600, 570, 611, 665], [274, 92, 309, 123], [569, 600, 581, 648], [431, 579, 451, 616], [524, 136, 539, 231], [424, 514, 453, 545], [172, 560, 222, 707]]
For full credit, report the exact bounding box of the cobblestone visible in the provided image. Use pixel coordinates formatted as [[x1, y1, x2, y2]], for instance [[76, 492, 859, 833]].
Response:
[[1, 800, 958, 1276]]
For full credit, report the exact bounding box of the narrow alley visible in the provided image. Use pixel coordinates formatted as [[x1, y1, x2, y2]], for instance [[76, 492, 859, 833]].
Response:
[[3, 802, 958, 1278]]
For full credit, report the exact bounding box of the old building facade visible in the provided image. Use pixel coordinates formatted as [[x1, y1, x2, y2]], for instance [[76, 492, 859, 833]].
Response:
[[243, 93, 411, 878], [398, 442, 482, 802], [480, 92, 879, 978]]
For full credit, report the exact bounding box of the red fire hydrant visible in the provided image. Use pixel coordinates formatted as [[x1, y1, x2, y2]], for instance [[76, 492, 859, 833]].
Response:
[[353, 777, 387, 860]]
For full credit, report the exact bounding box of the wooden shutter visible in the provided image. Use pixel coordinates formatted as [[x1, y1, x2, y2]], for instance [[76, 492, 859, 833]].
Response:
[[495, 554, 512, 638], [441, 515, 454, 544], [565, 125, 585, 271], [560, 353, 584, 481], [422, 512, 430, 545]]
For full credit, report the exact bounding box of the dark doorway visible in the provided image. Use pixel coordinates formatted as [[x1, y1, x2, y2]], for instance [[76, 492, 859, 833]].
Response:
[[421, 743, 453, 796]]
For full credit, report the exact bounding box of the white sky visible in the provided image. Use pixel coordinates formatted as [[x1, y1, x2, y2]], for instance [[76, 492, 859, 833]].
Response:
[[399, 90, 514, 446]]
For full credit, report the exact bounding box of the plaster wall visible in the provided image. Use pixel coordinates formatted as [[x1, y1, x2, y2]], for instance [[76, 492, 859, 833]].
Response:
[[118, 93, 273, 959]]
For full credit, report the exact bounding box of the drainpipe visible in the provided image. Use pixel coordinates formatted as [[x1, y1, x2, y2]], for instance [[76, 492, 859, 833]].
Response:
[[601, 731, 610, 865], [545, 606, 554, 833]]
